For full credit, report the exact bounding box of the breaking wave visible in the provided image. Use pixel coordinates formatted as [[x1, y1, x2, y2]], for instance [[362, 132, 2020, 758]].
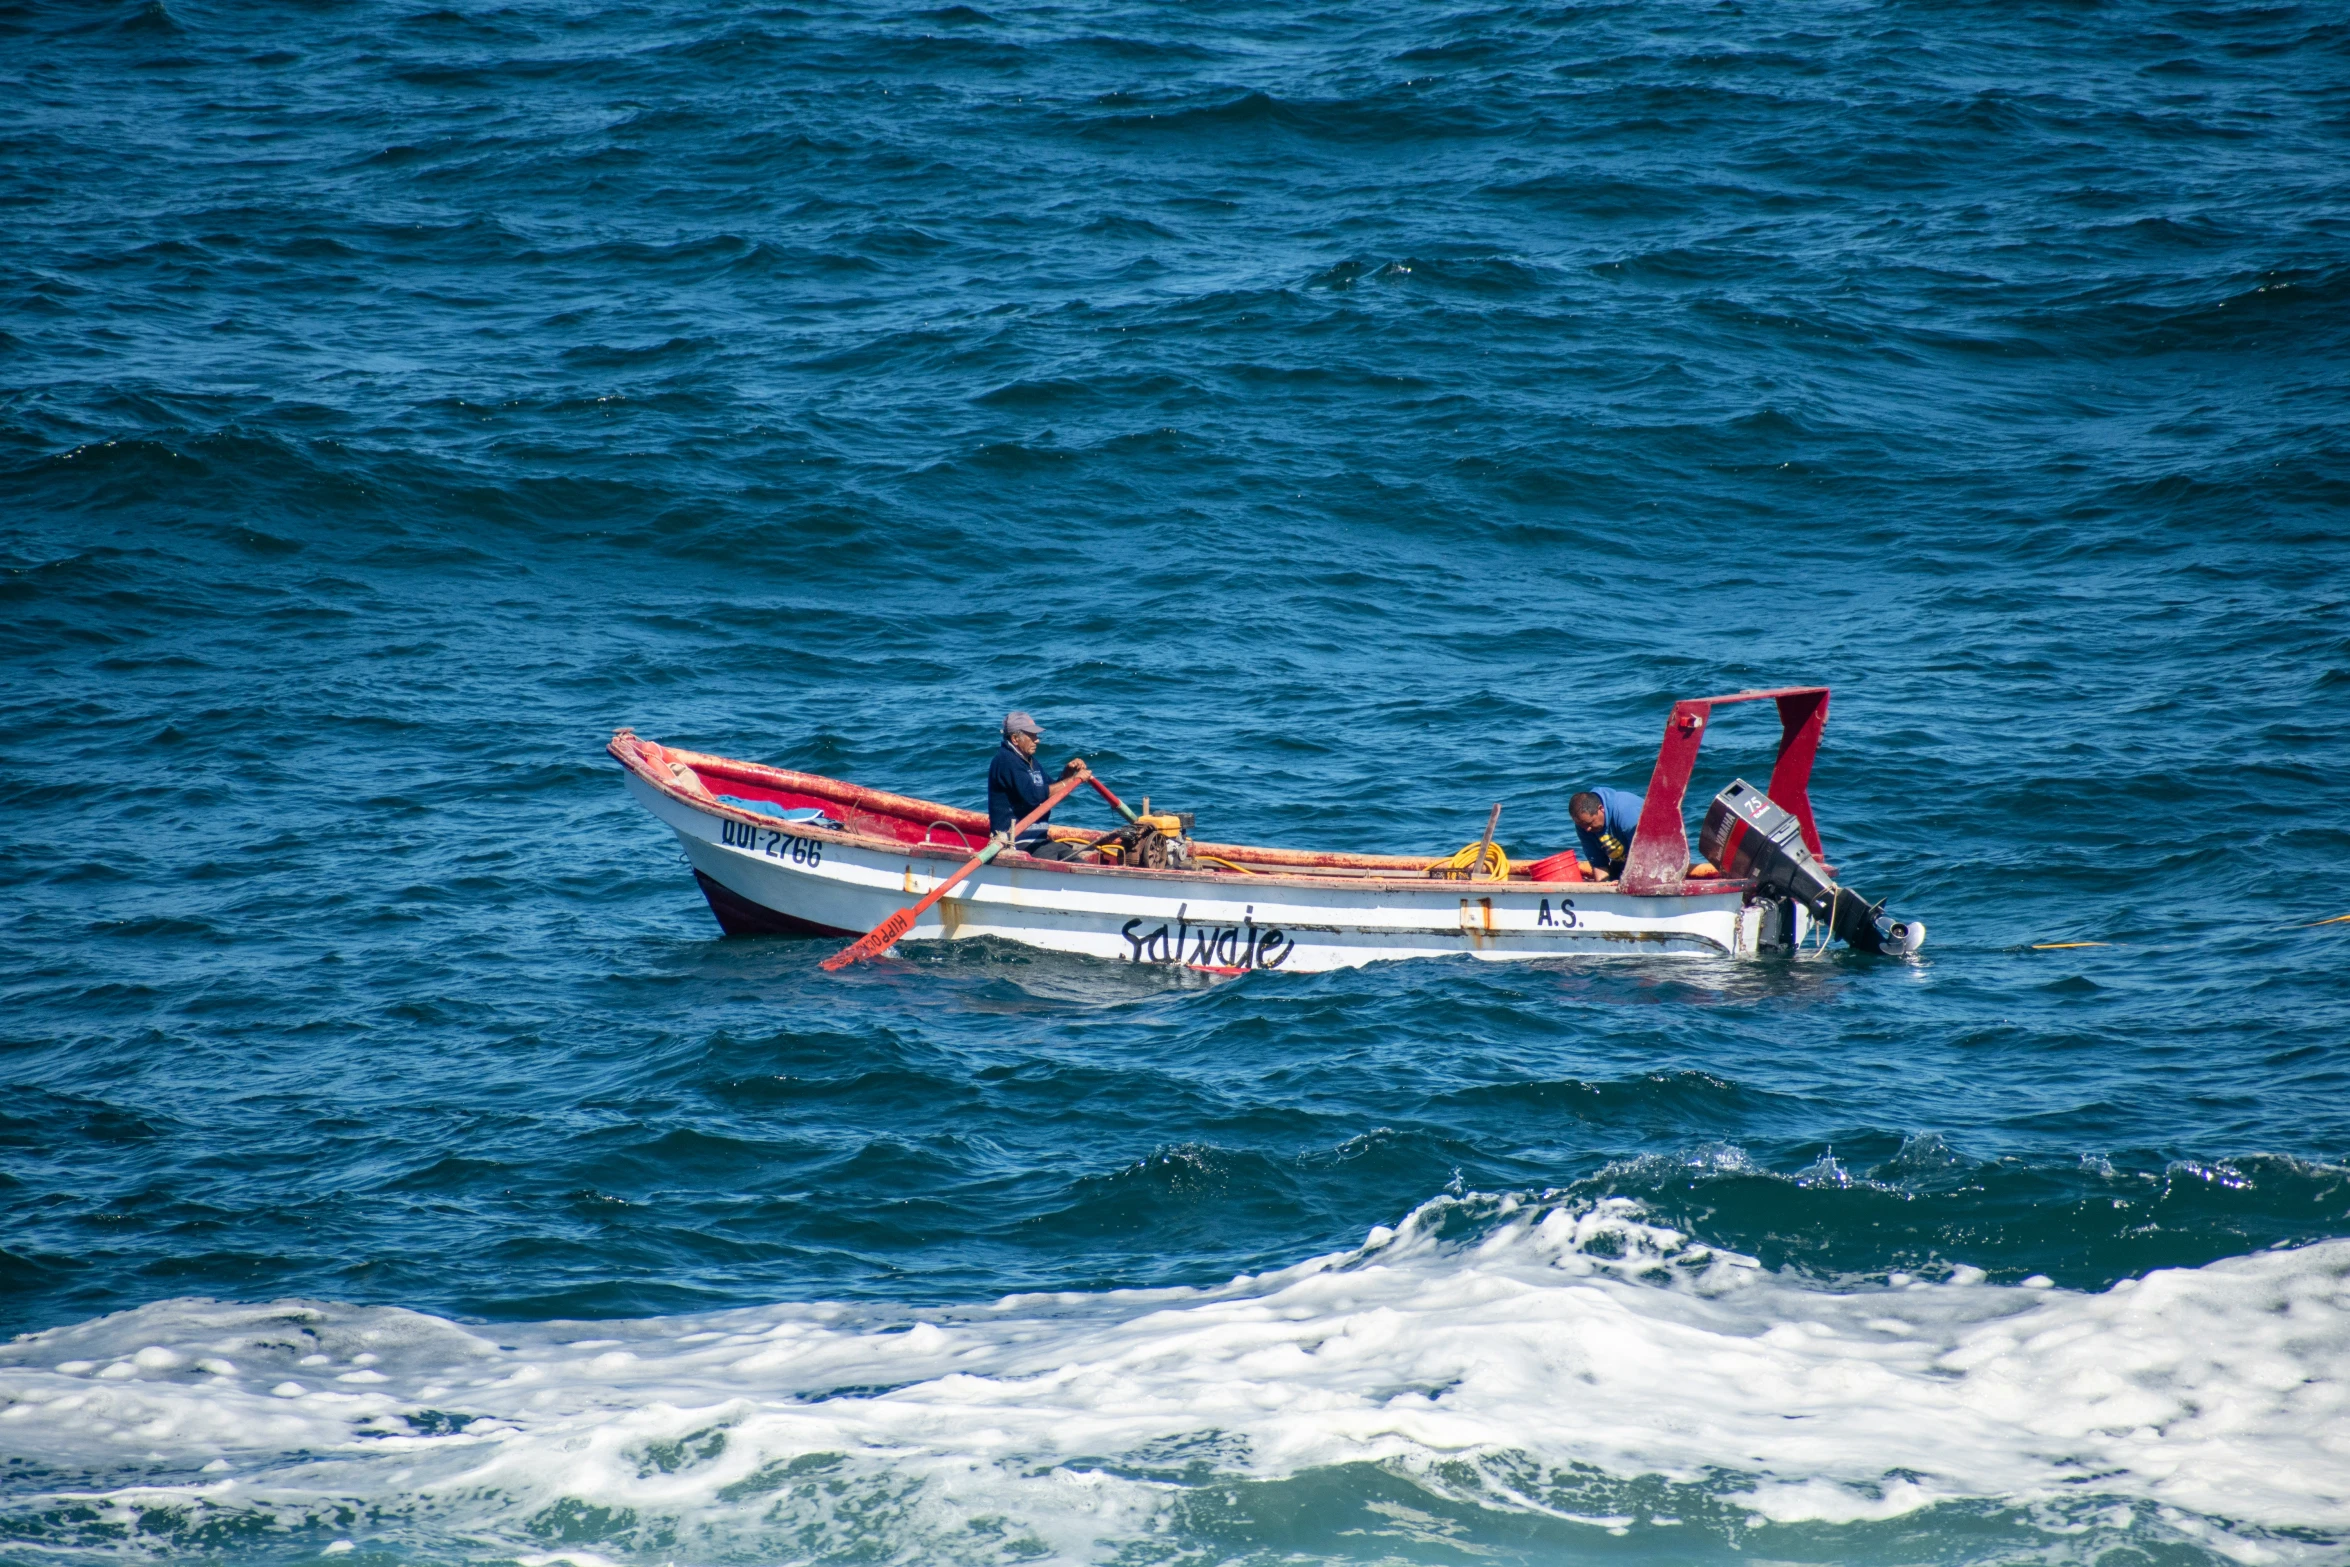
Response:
[[5, 1192, 2344, 1564]]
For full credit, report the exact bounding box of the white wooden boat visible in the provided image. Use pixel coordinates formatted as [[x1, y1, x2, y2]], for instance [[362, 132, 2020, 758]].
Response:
[[610, 686, 1920, 972]]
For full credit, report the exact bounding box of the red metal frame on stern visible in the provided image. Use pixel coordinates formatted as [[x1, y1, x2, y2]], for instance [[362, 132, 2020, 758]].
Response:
[[1619, 687, 1831, 896]]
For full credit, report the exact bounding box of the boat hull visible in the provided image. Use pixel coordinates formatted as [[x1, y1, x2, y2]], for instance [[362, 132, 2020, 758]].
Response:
[[624, 772, 1785, 971]]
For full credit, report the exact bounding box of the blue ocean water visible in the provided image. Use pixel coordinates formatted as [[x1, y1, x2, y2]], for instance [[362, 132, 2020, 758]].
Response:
[[5, 0, 2350, 1561]]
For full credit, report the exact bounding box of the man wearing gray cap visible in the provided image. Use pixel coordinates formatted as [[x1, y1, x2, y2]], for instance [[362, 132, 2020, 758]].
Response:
[[988, 711, 1086, 860]]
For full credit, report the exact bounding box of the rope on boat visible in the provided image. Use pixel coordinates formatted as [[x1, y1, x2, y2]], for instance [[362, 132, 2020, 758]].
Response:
[[1425, 840, 1509, 881]]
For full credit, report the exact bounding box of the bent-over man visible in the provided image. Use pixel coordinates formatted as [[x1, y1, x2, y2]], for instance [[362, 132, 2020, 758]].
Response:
[[1569, 787, 1643, 882], [1569, 786, 1719, 883]]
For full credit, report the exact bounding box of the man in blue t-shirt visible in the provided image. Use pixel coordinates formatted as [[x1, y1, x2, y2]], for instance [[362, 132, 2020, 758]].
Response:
[[1569, 787, 1644, 882], [988, 711, 1086, 861]]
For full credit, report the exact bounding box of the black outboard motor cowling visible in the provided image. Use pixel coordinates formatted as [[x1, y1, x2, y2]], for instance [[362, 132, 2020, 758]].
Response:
[[1699, 779, 1924, 956]]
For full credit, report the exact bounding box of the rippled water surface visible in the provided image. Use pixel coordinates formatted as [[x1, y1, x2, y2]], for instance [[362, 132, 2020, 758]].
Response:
[[5, 0, 2349, 1561]]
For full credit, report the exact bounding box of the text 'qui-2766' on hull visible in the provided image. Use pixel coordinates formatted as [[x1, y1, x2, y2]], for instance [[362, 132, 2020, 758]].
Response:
[[609, 686, 1921, 974]]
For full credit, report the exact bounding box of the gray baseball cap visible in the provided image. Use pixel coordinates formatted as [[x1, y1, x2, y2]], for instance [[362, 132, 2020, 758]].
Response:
[[1003, 710, 1041, 737]]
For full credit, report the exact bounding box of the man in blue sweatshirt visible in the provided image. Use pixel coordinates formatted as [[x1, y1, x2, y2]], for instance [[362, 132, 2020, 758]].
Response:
[[1568, 787, 1644, 882], [989, 711, 1086, 861], [1570, 787, 1719, 883]]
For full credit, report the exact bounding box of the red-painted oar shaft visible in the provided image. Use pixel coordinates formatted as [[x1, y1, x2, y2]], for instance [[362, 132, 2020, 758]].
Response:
[[820, 768, 1093, 971], [1087, 776, 1140, 822]]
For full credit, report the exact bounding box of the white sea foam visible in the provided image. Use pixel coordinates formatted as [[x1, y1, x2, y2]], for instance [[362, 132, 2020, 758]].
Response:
[[2, 1193, 2344, 1562]]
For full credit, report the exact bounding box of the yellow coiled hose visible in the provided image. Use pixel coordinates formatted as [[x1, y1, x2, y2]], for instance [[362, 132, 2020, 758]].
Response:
[[1426, 840, 1508, 880]]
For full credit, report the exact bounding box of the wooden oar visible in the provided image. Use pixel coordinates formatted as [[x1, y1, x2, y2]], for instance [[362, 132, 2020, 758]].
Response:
[[1073, 775, 1144, 864], [820, 767, 1094, 971], [1086, 775, 1142, 823], [1471, 802, 1502, 880]]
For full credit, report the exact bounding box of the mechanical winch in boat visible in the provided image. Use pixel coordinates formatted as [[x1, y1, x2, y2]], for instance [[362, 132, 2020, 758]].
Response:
[[608, 684, 1924, 972]]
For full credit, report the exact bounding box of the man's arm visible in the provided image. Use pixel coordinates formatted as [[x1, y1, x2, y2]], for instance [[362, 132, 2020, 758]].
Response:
[[1569, 820, 1608, 880]]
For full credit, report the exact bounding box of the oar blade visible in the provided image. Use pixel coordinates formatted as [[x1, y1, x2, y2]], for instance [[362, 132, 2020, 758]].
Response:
[[820, 908, 916, 971]]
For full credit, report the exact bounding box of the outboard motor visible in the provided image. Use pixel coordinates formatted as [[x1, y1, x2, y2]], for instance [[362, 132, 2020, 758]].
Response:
[[1699, 779, 1924, 956]]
